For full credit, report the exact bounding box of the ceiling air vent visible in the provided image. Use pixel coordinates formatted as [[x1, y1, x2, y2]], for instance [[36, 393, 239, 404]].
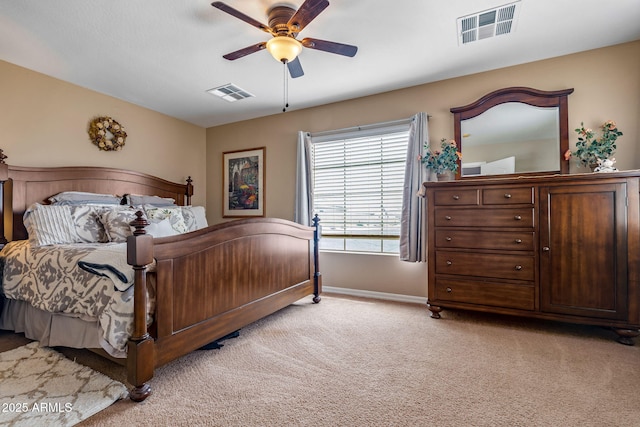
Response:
[[206, 83, 254, 102], [457, 1, 520, 45]]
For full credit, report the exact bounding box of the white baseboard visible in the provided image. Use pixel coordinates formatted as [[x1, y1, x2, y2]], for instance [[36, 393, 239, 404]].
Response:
[[323, 286, 426, 305]]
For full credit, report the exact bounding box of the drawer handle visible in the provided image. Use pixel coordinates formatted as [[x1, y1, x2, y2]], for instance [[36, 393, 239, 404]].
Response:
[[445, 215, 452, 221], [514, 239, 522, 244], [446, 260, 453, 266], [452, 195, 460, 200], [445, 236, 452, 242], [514, 215, 522, 221], [542, 246, 550, 252], [515, 265, 523, 271], [446, 287, 452, 293], [504, 193, 512, 199]]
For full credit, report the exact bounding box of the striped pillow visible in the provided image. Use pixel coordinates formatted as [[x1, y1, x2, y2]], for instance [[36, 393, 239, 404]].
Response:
[[24, 204, 81, 246]]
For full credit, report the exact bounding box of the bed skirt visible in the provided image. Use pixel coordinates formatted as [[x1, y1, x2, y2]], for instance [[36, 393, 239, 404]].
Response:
[[0, 298, 124, 358]]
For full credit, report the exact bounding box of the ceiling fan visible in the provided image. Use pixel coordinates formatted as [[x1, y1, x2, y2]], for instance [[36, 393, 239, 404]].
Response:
[[211, 0, 358, 78]]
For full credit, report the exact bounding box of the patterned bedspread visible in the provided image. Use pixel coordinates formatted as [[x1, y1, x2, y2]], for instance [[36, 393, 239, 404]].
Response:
[[0, 240, 155, 354]]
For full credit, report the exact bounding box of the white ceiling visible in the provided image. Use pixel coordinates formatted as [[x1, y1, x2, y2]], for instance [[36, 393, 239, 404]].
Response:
[[1, 0, 639, 128]]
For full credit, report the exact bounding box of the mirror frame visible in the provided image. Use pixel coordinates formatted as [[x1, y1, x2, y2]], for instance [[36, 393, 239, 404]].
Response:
[[450, 87, 574, 179]]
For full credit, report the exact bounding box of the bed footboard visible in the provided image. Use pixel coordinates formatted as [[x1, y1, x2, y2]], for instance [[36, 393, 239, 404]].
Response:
[[126, 214, 321, 401]]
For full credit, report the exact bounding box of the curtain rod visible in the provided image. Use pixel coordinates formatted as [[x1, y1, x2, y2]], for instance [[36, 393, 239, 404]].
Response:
[[309, 114, 430, 138]]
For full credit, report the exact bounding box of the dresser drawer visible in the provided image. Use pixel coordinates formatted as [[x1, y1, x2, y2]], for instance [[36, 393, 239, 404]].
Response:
[[435, 251, 535, 281], [433, 189, 479, 206], [433, 278, 535, 310], [483, 187, 534, 205], [435, 230, 535, 251], [434, 208, 534, 228]]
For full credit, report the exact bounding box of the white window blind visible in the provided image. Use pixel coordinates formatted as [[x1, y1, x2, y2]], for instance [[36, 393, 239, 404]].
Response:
[[310, 125, 410, 254]]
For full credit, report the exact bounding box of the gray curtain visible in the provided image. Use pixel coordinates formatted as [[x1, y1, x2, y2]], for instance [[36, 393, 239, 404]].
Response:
[[399, 112, 429, 262], [294, 131, 313, 226]]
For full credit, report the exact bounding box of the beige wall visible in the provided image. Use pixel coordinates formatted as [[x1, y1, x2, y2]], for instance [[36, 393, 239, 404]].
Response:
[[0, 60, 207, 206], [3, 39, 637, 299], [207, 41, 640, 298]]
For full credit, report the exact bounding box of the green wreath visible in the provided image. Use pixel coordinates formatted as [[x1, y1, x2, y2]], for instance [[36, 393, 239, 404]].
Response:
[[88, 116, 127, 151]]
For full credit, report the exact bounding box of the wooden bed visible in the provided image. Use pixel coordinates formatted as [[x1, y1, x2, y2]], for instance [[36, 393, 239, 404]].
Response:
[[0, 154, 321, 401]]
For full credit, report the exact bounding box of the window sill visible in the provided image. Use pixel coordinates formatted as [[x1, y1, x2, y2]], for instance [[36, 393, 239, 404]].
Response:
[[319, 249, 399, 257]]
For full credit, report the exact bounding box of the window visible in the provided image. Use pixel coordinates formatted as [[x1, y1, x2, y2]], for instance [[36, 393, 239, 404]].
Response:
[[310, 122, 410, 254]]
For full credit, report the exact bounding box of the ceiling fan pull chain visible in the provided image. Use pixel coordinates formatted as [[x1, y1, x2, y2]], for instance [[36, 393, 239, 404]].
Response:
[[283, 61, 289, 112]]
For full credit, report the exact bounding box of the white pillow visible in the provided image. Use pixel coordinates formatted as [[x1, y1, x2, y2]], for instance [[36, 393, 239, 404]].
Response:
[[24, 204, 81, 246], [190, 206, 208, 229], [146, 218, 181, 238], [180, 206, 208, 231]]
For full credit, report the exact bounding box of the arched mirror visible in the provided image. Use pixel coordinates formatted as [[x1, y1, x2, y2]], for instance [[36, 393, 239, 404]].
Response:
[[451, 87, 574, 178]]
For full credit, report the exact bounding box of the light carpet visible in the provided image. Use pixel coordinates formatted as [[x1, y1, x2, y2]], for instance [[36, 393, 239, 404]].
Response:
[[0, 341, 128, 427], [72, 295, 640, 427]]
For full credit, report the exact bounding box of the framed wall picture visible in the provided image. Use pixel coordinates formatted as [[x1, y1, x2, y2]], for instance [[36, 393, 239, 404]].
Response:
[[223, 147, 265, 217]]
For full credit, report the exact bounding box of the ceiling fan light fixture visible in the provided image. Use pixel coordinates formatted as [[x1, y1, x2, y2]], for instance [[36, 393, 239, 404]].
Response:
[[266, 36, 302, 63]]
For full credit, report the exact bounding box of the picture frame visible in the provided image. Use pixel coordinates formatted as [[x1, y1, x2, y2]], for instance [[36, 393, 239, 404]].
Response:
[[222, 147, 265, 217]]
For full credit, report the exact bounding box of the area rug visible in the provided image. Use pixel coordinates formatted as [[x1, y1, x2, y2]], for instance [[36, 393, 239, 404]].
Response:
[[0, 341, 128, 427]]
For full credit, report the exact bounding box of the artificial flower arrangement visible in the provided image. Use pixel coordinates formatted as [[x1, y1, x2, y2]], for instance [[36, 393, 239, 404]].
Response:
[[422, 138, 462, 174], [564, 120, 623, 168]]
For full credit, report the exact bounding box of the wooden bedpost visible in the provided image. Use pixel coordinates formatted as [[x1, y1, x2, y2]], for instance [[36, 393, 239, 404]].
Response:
[[126, 211, 155, 401], [312, 214, 322, 303], [186, 176, 193, 205], [0, 150, 8, 246]]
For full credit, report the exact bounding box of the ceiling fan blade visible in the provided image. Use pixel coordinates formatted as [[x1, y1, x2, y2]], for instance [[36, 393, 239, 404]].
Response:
[[287, 0, 329, 32], [222, 42, 267, 60], [301, 38, 358, 57], [287, 57, 304, 78], [212, 2, 271, 33]]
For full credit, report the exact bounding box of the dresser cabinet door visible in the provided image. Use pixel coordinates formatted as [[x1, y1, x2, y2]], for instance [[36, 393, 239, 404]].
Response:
[[539, 183, 628, 320]]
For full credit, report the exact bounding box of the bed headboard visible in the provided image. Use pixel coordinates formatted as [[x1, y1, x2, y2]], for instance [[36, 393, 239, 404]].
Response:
[[0, 155, 193, 242]]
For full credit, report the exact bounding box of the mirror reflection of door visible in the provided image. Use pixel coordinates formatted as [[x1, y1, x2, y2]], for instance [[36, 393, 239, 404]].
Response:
[[460, 103, 560, 177]]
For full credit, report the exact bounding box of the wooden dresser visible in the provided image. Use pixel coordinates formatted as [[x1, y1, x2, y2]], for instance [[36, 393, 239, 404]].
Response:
[[424, 171, 640, 344]]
